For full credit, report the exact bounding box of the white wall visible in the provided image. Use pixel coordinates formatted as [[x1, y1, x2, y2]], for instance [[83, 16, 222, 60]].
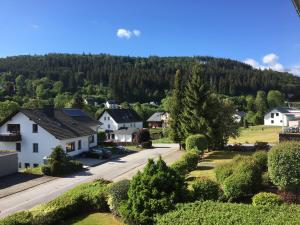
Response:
[[99, 111, 143, 131], [114, 134, 133, 142], [264, 110, 287, 126], [0, 112, 97, 168]]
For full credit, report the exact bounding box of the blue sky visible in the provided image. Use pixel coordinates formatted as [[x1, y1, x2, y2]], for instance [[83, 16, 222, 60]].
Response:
[[0, 0, 299, 75]]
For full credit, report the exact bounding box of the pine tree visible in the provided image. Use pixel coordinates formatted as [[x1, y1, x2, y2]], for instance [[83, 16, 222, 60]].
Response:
[[169, 69, 184, 149], [181, 65, 210, 137]]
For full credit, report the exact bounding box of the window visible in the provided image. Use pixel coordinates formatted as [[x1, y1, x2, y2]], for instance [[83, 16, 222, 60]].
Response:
[[108, 124, 110, 129], [18, 162, 22, 168], [25, 163, 30, 168], [89, 135, 94, 143], [104, 117, 106, 120], [33, 143, 39, 153], [134, 123, 136, 127], [276, 113, 279, 116], [78, 140, 82, 150], [271, 120, 274, 124], [280, 120, 283, 123], [66, 142, 75, 152], [271, 113, 274, 118], [108, 117, 110, 120], [16, 143, 21, 152], [111, 134, 115, 140], [33, 164, 39, 168], [7, 124, 20, 133], [32, 124, 38, 133]]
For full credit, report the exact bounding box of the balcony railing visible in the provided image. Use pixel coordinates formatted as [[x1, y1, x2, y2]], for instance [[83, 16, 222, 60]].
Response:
[[0, 133, 22, 142]]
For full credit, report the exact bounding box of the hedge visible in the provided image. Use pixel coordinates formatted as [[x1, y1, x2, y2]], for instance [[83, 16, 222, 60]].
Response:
[[252, 192, 283, 206], [0, 180, 110, 225], [171, 151, 199, 176], [155, 201, 300, 225], [185, 134, 207, 154], [268, 142, 300, 191], [191, 178, 221, 201]]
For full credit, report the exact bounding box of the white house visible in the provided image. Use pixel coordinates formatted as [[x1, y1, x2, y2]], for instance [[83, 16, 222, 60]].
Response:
[[264, 107, 300, 126], [0, 107, 100, 169], [98, 108, 143, 142], [104, 100, 119, 109], [147, 112, 170, 128], [233, 111, 245, 123]]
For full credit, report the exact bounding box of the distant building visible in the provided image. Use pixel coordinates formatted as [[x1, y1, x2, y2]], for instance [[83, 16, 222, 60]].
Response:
[[98, 108, 143, 142], [83, 97, 102, 106], [104, 100, 119, 109], [0, 106, 100, 168], [264, 107, 300, 126], [147, 112, 169, 128], [233, 111, 245, 123]]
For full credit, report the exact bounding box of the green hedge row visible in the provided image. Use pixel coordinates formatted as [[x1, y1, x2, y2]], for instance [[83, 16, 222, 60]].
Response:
[[155, 200, 300, 225], [171, 151, 199, 176], [0, 180, 110, 225]]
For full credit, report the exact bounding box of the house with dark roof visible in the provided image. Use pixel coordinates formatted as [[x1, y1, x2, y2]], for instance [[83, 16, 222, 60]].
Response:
[[264, 107, 300, 126], [104, 100, 119, 109], [147, 112, 169, 128], [233, 111, 245, 123], [98, 109, 143, 142], [0, 106, 100, 169]]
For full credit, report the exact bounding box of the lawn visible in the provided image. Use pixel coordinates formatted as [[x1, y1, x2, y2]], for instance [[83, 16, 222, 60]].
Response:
[[229, 125, 281, 144], [61, 213, 123, 225], [188, 151, 252, 181]]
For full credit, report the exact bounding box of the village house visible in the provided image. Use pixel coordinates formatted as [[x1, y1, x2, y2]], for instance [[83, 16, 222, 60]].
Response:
[[98, 108, 143, 142], [104, 100, 119, 109], [264, 107, 300, 127], [233, 111, 245, 123], [0, 106, 101, 168], [147, 112, 169, 128]]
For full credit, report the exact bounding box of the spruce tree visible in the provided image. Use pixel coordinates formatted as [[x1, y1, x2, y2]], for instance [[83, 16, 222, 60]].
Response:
[[169, 69, 184, 149], [181, 65, 210, 137]]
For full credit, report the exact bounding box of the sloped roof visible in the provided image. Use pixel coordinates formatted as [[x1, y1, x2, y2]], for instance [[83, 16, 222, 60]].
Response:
[[234, 111, 245, 117], [147, 112, 164, 122], [99, 109, 142, 123], [0, 109, 96, 140], [272, 107, 300, 114], [62, 108, 101, 127]]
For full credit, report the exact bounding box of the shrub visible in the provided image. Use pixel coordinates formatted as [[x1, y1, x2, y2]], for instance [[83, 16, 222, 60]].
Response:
[[185, 134, 207, 155], [268, 142, 300, 191], [191, 178, 221, 201], [141, 141, 152, 148], [171, 151, 199, 176], [108, 179, 130, 216], [215, 163, 234, 183], [155, 201, 300, 225], [97, 131, 106, 143], [252, 192, 283, 206], [254, 142, 270, 150], [278, 190, 300, 204], [252, 151, 268, 172], [122, 157, 187, 225], [0, 211, 33, 225], [41, 165, 51, 176], [135, 129, 151, 144]]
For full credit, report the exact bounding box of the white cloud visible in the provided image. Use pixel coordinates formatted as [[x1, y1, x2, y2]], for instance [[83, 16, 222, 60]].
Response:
[[263, 53, 279, 65], [288, 65, 300, 76], [116, 28, 141, 39], [244, 58, 262, 69], [244, 53, 284, 73]]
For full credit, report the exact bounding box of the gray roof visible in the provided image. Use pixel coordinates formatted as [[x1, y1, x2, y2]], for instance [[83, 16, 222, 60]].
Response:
[[62, 108, 101, 127], [112, 128, 139, 135], [272, 107, 300, 114], [147, 112, 164, 122], [98, 109, 142, 123], [0, 108, 96, 140], [234, 111, 245, 117]]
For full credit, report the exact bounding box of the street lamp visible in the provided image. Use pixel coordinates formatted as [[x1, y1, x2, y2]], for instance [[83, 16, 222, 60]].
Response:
[[293, 0, 300, 16]]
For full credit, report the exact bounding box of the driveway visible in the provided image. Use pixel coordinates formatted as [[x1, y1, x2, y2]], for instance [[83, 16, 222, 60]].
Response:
[[0, 144, 183, 218]]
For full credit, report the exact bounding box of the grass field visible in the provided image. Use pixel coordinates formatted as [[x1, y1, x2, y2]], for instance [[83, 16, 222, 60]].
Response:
[[62, 213, 123, 225], [188, 151, 252, 181], [229, 125, 281, 144]]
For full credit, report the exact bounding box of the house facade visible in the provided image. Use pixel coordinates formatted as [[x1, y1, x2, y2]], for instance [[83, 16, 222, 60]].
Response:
[[264, 107, 300, 126], [98, 109, 143, 142], [147, 112, 169, 128], [0, 107, 99, 168]]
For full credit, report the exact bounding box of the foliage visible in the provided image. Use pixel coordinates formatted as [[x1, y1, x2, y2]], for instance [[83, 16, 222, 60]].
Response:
[[135, 129, 151, 144], [0, 100, 19, 121], [171, 151, 199, 176], [191, 178, 221, 201], [252, 151, 268, 172], [107, 180, 130, 216], [252, 192, 283, 206], [268, 142, 300, 191], [185, 134, 207, 154], [0, 180, 110, 225], [122, 157, 187, 225], [267, 90, 284, 109], [97, 131, 106, 143], [215, 163, 234, 183], [155, 201, 300, 225], [141, 141, 152, 148]]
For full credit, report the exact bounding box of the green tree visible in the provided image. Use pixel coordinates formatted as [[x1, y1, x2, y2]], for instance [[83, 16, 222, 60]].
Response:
[[267, 90, 284, 109], [0, 100, 19, 121], [15, 75, 26, 96], [123, 157, 186, 225], [255, 91, 268, 114], [52, 81, 64, 94], [169, 70, 184, 148]]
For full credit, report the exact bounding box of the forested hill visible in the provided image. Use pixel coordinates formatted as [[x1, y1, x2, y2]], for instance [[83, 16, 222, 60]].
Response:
[[0, 54, 299, 102]]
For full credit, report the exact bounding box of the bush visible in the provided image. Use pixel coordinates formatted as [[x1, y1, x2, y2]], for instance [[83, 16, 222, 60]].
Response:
[[141, 141, 152, 148], [268, 142, 300, 191], [254, 142, 270, 150], [215, 163, 234, 183], [252, 192, 283, 206], [171, 151, 199, 176], [252, 151, 268, 172], [135, 129, 151, 144], [122, 157, 187, 225], [41, 165, 51, 176], [97, 131, 106, 143], [191, 178, 221, 201], [0, 180, 110, 225], [108, 179, 130, 216], [155, 201, 300, 225], [185, 134, 207, 155], [0, 211, 33, 225], [278, 190, 300, 204]]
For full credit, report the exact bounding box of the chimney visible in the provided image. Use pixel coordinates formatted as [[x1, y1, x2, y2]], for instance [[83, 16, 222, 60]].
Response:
[[43, 104, 55, 117]]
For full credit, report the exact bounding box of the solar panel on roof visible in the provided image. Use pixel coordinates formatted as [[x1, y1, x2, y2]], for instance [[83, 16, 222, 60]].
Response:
[[62, 109, 86, 117]]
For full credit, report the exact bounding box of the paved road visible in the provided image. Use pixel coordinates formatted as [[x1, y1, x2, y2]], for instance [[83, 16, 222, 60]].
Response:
[[0, 144, 182, 218]]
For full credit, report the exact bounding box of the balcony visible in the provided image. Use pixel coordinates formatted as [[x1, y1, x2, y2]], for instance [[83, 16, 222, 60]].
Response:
[[0, 133, 22, 142]]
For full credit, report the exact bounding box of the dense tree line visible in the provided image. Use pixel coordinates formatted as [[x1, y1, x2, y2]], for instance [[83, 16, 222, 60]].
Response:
[[0, 54, 300, 103]]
